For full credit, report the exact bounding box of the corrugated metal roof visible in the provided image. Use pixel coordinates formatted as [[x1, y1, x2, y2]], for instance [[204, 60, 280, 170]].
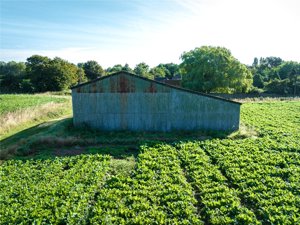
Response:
[[71, 71, 242, 105]]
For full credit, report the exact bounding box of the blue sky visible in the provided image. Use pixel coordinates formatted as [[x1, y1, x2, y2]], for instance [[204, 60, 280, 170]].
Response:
[[0, 0, 299, 68]]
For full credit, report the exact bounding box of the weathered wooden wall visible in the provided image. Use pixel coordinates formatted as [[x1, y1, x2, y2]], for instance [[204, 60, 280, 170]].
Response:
[[72, 72, 240, 131]]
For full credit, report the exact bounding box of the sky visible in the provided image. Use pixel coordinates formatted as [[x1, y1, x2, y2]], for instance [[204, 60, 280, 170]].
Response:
[[0, 0, 299, 68]]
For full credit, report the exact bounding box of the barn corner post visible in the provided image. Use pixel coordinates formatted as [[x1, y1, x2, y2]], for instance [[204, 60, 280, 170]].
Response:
[[71, 87, 78, 127], [70, 71, 241, 132]]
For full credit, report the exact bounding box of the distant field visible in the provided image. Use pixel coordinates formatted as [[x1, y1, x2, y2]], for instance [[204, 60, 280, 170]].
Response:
[[0, 94, 68, 115], [0, 94, 71, 140], [0, 96, 299, 224]]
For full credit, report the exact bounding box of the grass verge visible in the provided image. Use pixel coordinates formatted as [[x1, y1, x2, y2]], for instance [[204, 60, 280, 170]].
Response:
[[0, 97, 71, 140]]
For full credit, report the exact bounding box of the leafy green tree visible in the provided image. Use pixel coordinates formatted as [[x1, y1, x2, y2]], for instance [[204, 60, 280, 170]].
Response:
[[80, 60, 104, 80], [252, 57, 258, 67], [122, 63, 133, 73], [149, 66, 168, 78], [149, 63, 180, 79], [106, 64, 123, 74], [134, 62, 153, 79], [180, 46, 252, 93], [27, 55, 83, 92], [76, 67, 87, 84], [163, 63, 180, 78], [265, 78, 290, 94], [26, 55, 51, 92], [0, 61, 27, 93], [0, 61, 26, 77], [278, 61, 300, 95], [252, 57, 284, 85], [48, 57, 80, 90], [253, 74, 264, 88], [259, 57, 283, 68]]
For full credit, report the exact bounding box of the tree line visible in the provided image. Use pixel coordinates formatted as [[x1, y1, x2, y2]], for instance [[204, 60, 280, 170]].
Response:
[[0, 46, 299, 95]]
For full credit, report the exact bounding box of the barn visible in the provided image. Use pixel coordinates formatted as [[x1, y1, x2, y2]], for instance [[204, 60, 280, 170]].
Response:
[[71, 71, 241, 131]]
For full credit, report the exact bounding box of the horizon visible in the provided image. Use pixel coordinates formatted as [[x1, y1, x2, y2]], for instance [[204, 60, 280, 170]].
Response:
[[1, 0, 299, 68]]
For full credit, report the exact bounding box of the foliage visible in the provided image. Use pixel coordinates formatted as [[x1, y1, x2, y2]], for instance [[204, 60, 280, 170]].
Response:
[[0, 154, 111, 224], [149, 65, 168, 78], [251, 57, 300, 95], [134, 62, 153, 79], [180, 46, 253, 93], [0, 99, 299, 224], [27, 55, 83, 92], [149, 63, 181, 79], [0, 61, 26, 77], [79, 60, 104, 80], [105, 63, 134, 74], [163, 63, 180, 78], [122, 63, 133, 73], [177, 142, 260, 224], [106, 64, 123, 74], [90, 144, 202, 224], [264, 78, 291, 94], [0, 61, 27, 93], [2, 51, 299, 95]]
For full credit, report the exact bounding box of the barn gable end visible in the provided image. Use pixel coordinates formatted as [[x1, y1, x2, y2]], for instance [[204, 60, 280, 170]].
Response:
[[71, 71, 241, 131]]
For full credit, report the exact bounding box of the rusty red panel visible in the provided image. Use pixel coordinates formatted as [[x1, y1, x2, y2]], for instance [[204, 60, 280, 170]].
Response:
[[119, 75, 130, 93], [147, 82, 157, 93]]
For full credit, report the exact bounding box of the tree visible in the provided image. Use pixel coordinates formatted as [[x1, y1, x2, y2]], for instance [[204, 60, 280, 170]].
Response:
[[76, 67, 87, 84], [0, 61, 27, 93], [253, 74, 264, 88], [252, 57, 258, 67], [265, 79, 290, 94], [106, 64, 123, 74], [122, 63, 133, 73], [26, 55, 51, 92], [134, 62, 153, 79], [46, 57, 80, 91], [80, 60, 104, 80], [163, 63, 180, 78], [278, 61, 300, 95], [27, 55, 83, 92], [149, 65, 168, 78], [180, 46, 252, 93]]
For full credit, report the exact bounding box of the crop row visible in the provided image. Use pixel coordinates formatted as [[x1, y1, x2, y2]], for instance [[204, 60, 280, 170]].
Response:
[[201, 139, 300, 224], [241, 101, 300, 153], [176, 142, 260, 224], [0, 154, 111, 224], [90, 144, 203, 224]]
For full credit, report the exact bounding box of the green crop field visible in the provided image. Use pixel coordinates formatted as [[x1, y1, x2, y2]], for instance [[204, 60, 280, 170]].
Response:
[[0, 96, 299, 224]]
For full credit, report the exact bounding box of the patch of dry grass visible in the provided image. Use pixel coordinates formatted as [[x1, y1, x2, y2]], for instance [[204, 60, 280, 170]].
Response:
[[228, 122, 258, 139], [232, 97, 300, 103], [0, 102, 70, 138], [33, 135, 96, 147]]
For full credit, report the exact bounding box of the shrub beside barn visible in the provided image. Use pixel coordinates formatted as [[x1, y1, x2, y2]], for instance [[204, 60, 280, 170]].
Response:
[[71, 71, 241, 131]]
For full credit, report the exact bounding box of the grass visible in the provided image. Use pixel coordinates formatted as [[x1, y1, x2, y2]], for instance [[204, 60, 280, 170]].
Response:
[[1, 94, 298, 162], [231, 96, 300, 103], [0, 94, 68, 115], [0, 93, 262, 161], [0, 94, 71, 140], [0, 117, 218, 160]]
